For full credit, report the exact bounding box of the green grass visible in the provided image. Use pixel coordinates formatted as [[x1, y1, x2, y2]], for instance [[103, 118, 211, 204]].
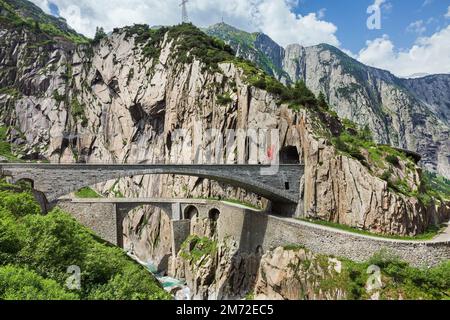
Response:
[[267, 244, 450, 299], [179, 235, 217, 265], [325, 249, 450, 300], [194, 196, 262, 210], [221, 199, 262, 210], [74, 187, 101, 198], [300, 218, 444, 241]]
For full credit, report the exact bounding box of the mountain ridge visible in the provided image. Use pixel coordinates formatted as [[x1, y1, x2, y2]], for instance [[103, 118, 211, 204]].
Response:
[[0, 0, 449, 300], [204, 22, 450, 178]]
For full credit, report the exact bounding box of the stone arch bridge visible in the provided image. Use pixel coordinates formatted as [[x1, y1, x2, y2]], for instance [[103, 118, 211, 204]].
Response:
[[0, 163, 303, 204], [57, 197, 228, 254]]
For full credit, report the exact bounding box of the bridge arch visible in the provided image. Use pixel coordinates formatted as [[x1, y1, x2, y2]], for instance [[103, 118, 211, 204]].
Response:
[[16, 178, 35, 189], [184, 205, 199, 220], [208, 208, 220, 221]]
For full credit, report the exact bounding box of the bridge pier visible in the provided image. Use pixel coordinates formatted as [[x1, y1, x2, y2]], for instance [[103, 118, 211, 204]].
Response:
[[171, 220, 191, 256]]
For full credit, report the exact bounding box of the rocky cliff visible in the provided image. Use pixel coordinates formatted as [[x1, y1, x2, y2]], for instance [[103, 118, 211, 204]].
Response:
[[205, 23, 450, 179], [170, 225, 449, 300], [401, 74, 450, 123], [0, 1, 449, 299]]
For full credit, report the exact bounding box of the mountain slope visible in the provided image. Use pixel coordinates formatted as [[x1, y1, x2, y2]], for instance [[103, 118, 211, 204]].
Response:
[[204, 23, 289, 82], [0, 0, 449, 300], [401, 74, 450, 123], [1, 11, 447, 231], [205, 23, 450, 178], [0, 0, 88, 43]]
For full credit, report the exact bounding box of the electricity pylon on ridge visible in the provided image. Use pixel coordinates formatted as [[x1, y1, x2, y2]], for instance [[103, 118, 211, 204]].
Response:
[[180, 0, 189, 23]]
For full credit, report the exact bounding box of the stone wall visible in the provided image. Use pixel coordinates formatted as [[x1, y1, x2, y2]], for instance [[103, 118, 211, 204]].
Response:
[[216, 207, 450, 268], [57, 200, 119, 244], [60, 200, 449, 268]]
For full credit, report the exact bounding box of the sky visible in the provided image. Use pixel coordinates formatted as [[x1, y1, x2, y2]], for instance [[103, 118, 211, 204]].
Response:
[[29, 0, 450, 78]]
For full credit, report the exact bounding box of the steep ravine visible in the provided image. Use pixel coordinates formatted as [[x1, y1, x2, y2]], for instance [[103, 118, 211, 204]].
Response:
[[1, 15, 449, 299]]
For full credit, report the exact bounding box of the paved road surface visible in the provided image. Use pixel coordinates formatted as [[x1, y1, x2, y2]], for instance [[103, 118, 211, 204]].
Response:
[[433, 220, 450, 242]]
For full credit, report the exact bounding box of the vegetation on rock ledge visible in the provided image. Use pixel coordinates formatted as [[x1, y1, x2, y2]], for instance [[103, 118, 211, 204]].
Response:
[[180, 235, 217, 265], [276, 246, 449, 300]]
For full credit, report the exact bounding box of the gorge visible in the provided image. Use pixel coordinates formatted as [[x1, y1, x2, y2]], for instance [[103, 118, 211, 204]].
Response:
[[0, 0, 449, 300]]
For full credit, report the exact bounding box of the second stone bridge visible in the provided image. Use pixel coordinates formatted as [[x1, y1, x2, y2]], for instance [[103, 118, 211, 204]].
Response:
[[0, 163, 303, 204], [58, 197, 232, 255]]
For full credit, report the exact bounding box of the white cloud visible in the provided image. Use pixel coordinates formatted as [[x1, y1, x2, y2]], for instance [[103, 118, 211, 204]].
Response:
[[357, 26, 450, 77], [317, 8, 326, 19], [446, 6, 450, 18], [406, 20, 426, 35], [29, 0, 339, 47], [30, 0, 51, 13], [255, 0, 339, 47], [28, 0, 450, 77], [373, 0, 385, 7]]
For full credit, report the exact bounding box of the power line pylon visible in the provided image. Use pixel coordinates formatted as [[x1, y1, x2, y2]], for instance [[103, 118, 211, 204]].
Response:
[[180, 0, 189, 23]]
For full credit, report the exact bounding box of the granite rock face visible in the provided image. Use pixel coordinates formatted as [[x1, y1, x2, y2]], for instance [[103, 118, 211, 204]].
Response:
[[0, 18, 447, 271], [170, 224, 347, 300], [205, 24, 450, 178], [253, 247, 346, 300], [170, 221, 261, 300], [1, 4, 449, 301]]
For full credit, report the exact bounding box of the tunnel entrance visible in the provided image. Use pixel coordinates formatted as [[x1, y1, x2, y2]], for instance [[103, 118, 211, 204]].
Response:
[[280, 146, 300, 164], [184, 205, 199, 220]]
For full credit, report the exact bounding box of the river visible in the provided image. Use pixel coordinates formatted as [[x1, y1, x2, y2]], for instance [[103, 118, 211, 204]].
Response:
[[127, 252, 191, 300]]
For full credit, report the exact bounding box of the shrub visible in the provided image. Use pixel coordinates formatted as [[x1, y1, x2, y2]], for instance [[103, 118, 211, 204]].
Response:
[[70, 98, 88, 127], [53, 90, 65, 102], [0, 184, 169, 300], [92, 27, 107, 44], [286, 81, 317, 107], [0, 208, 22, 264], [88, 265, 170, 300], [216, 93, 233, 105], [17, 210, 91, 282], [0, 265, 78, 300], [385, 154, 400, 166], [180, 235, 217, 264], [380, 170, 392, 182], [317, 92, 329, 110], [0, 191, 41, 217], [367, 249, 403, 269]]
